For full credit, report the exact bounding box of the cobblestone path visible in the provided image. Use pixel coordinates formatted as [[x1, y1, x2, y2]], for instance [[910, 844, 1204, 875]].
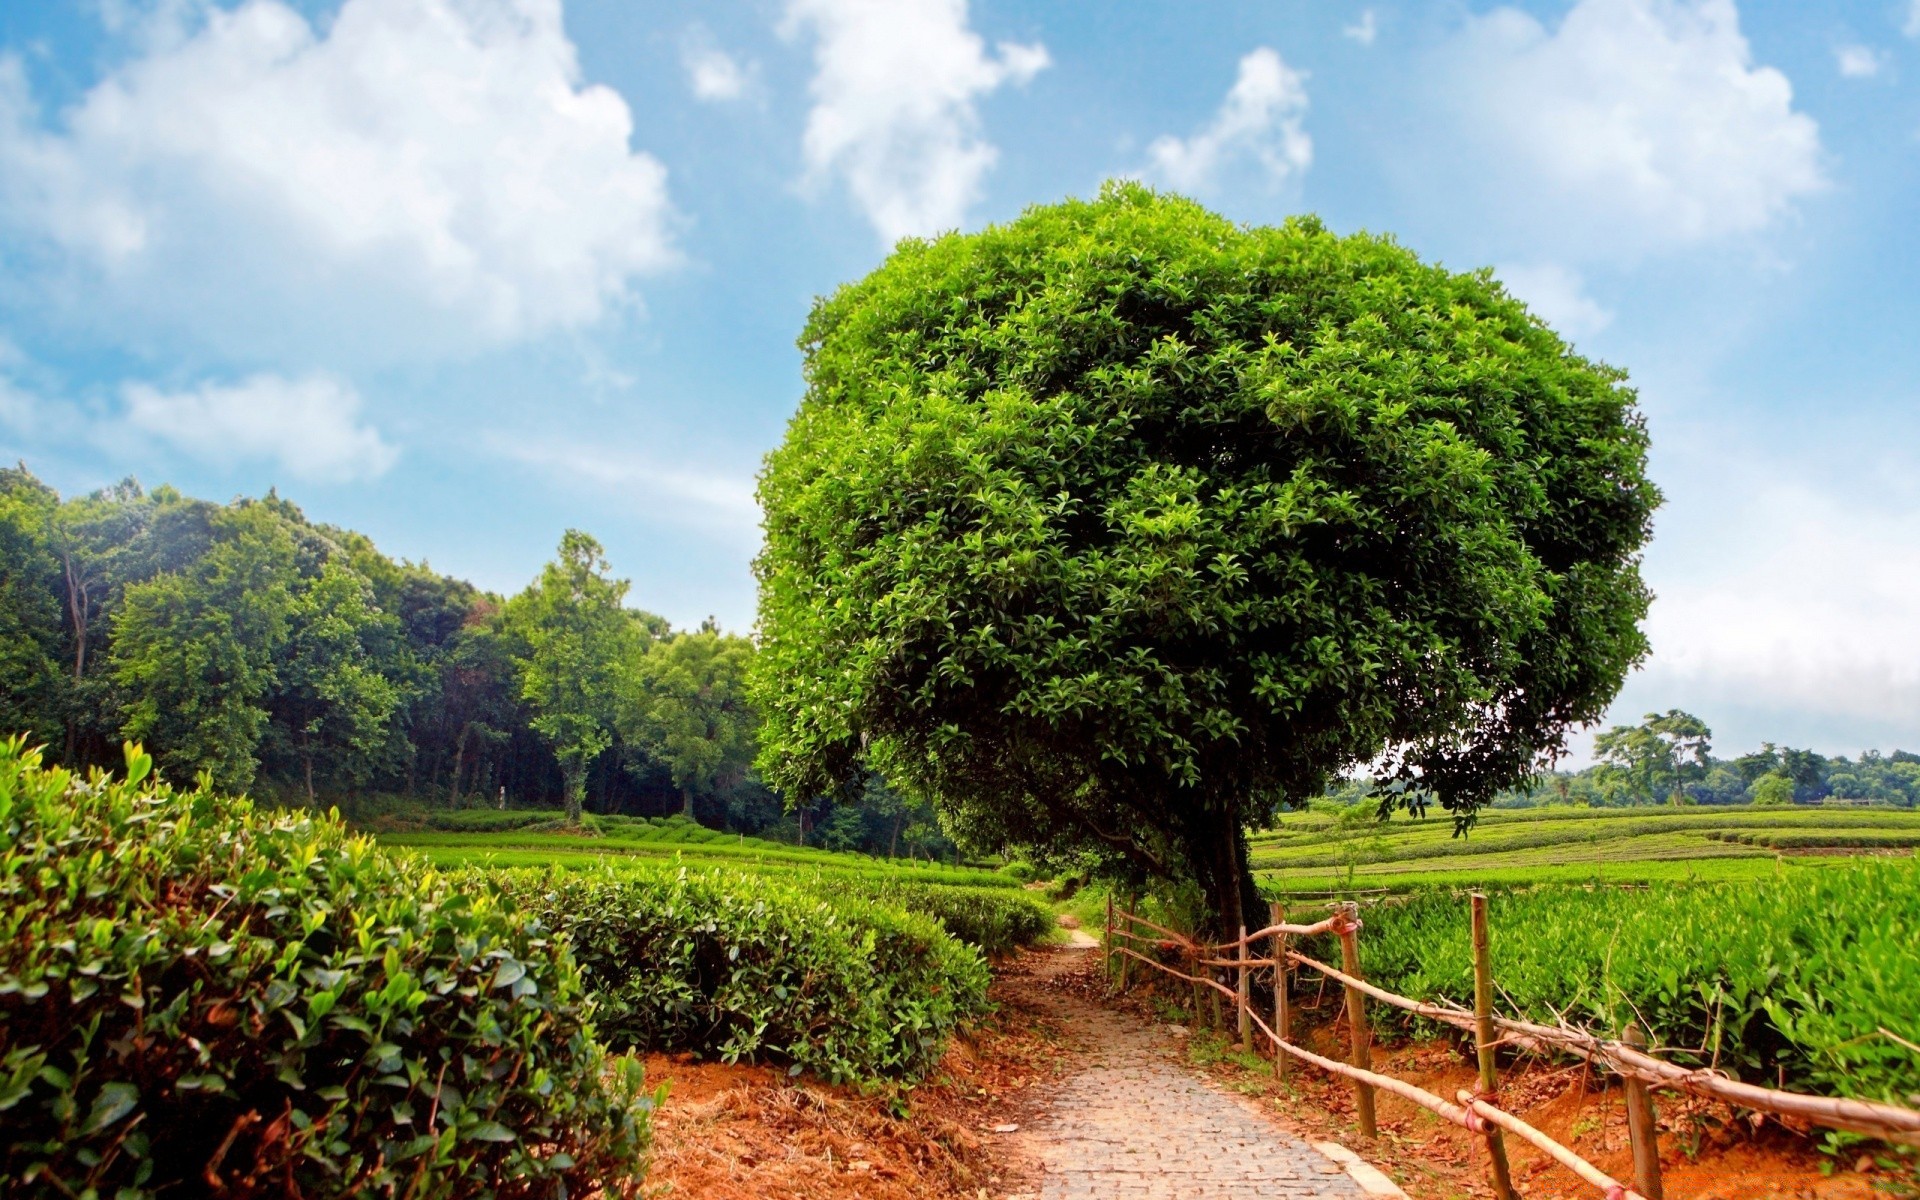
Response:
[[1007, 947, 1370, 1200]]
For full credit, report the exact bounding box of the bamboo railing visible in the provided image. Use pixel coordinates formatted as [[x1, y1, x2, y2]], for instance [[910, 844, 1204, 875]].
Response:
[[1104, 893, 1920, 1200]]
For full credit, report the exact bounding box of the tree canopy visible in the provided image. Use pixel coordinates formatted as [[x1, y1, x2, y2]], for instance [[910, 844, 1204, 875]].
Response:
[[752, 185, 1659, 933]]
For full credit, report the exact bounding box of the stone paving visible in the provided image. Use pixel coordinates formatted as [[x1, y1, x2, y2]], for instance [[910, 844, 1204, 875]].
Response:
[[1007, 948, 1369, 1200]]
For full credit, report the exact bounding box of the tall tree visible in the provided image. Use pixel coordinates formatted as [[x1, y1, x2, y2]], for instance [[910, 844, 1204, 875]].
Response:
[[752, 185, 1658, 936], [109, 503, 299, 791], [621, 624, 756, 820], [268, 562, 406, 802], [0, 467, 67, 746], [1593, 709, 1712, 804], [508, 531, 636, 823]]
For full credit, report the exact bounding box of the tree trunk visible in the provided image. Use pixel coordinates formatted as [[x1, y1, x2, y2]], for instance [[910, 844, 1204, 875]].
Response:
[[301, 732, 316, 806], [1185, 802, 1258, 943], [62, 553, 87, 763], [565, 764, 584, 824], [450, 722, 472, 806], [889, 811, 902, 858], [680, 784, 695, 821]]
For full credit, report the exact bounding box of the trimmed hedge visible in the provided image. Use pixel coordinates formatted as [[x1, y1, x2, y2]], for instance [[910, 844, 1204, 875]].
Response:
[[859, 882, 1054, 955], [493, 865, 990, 1083], [0, 741, 654, 1199]]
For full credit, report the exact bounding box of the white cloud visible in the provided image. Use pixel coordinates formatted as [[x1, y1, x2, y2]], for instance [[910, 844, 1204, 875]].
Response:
[[683, 41, 750, 101], [783, 0, 1048, 244], [0, 0, 675, 367], [489, 432, 759, 536], [1835, 44, 1886, 79], [123, 374, 398, 482], [1146, 47, 1310, 194], [1906, 1, 1920, 38], [1445, 0, 1824, 255], [1495, 262, 1613, 338], [1343, 11, 1378, 46]]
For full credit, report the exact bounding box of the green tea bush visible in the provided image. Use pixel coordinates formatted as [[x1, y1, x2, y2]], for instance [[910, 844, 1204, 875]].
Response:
[[0, 741, 655, 1199], [858, 882, 1054, 955], [1318, 859, 1920, 1105], [492, 865, 990, 1083]]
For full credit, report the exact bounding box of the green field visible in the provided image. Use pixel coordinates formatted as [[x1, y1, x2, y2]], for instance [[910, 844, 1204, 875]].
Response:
[[375, 812, 1028, 891], [1251, 803, 1920, 893]]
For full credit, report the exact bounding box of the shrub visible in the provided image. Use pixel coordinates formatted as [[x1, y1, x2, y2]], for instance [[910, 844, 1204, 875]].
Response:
[[859, 882, 1054, 955], [492, 865, 990, 1083], [1323, 860, 1920, 1105], [0, 741, 655, 1199]]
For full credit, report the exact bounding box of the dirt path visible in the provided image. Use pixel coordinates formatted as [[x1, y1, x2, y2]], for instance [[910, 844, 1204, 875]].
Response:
[[1001, 945, 1384, 1200]]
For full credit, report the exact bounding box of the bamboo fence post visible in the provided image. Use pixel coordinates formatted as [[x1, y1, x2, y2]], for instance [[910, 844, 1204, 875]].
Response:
[[1117, 893, 1135, 992], [1237, 923, 1253, 1052], [1624, 1023, 1666, 1200], [1338, 901, 1378, 1138], [1189, 944, 1207, 1024], [1103, 894, 1114, 987], [1270, 900, 1290, 1081], [1470, 893, 1517, 1200]]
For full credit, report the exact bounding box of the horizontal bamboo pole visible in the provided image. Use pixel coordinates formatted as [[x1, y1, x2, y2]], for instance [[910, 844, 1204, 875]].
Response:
[[1109, 909, 1199, 948], [1491, 1016, 1920, 1146], [1460, 1092, 1648, 1200], [1287, 951, 1479, 1031], [1114, 907, 1353, 951], [1112, 947, 1482, 1132], [1119, 912, 1920, 1150]]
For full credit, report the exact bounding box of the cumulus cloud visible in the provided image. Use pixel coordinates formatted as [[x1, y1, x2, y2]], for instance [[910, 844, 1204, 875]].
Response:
[[123, 374, 398, 482], [1835, 44, 1885, 78], [1343, 11, 1379, 46], [1147, 48, 1310, 194], [683, 38, 751, 101], [783, 0, 1048, 244], [1444, 0, 1824, 255], [1495, 262, 1613, 338], [0, 0, 676, 367]]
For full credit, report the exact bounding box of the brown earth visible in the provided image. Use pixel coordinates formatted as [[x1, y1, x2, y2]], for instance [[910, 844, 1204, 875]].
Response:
[[636, 942, 1904, 1200]]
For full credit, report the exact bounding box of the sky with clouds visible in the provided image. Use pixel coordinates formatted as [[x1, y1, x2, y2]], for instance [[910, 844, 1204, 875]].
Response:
[[1, 0, 1917, 762]]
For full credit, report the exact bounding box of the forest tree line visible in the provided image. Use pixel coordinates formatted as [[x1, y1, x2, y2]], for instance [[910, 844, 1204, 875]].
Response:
[[0, 466, 954, 856]]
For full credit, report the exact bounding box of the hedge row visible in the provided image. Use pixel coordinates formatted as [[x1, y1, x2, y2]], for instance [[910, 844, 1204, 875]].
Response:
[[491, 866, 991, 1082], [0, 741, 654, 1200], [857, 882, 1055, 955]]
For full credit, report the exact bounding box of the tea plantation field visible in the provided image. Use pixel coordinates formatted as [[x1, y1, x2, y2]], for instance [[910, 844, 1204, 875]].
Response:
[[1251, 803, 1920, 894]]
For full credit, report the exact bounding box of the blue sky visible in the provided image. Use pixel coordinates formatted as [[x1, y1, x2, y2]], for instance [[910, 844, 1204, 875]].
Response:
[[1, 0, 1917, 762]]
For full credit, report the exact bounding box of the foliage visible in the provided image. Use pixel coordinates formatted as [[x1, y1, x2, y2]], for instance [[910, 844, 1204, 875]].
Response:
[[1750, 772, 1795, 807], [1592, 709, 1712, 805], [752, 183, 1658, 936], [0, 740, 655, 1199], [1328, 859, 1920, 1106], [854, 881, 1055, 955], [621, 625, 757, 818], [506, 532, 643, 822], [269, 561, 408, 800], [109, 503, 300, 792], [490, 864, 990, 1082]]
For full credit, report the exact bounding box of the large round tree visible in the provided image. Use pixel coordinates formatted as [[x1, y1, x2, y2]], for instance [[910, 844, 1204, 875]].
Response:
[[752, 185, 1657, 937]]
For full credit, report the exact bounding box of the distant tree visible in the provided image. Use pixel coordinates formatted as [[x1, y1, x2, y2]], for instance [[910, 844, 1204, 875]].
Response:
[[1749, 772, 1794, 807], [622, 624, 756, 821], [752, 186, 1659, 937], [507, 531, 637, 824], [1594, 710, 1712, 804], [0, 467, 67, 746], [110, 504, 299, 791], [268, 563, 405, 803]]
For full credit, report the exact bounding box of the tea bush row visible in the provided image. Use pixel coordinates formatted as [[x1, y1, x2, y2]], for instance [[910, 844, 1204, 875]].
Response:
[[488, 865, 991, 1083], [1310, 860, 1920, 1106], [0, 742, 654, 1200], [854, 882, 1054, 955]]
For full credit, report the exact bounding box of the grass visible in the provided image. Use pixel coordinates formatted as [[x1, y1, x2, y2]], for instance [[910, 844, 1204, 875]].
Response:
[[1253, 803, 1920, 894]]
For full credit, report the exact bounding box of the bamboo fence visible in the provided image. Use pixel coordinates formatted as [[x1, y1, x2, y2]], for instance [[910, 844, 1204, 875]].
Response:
[[1103, 893, 1920, 1200]]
